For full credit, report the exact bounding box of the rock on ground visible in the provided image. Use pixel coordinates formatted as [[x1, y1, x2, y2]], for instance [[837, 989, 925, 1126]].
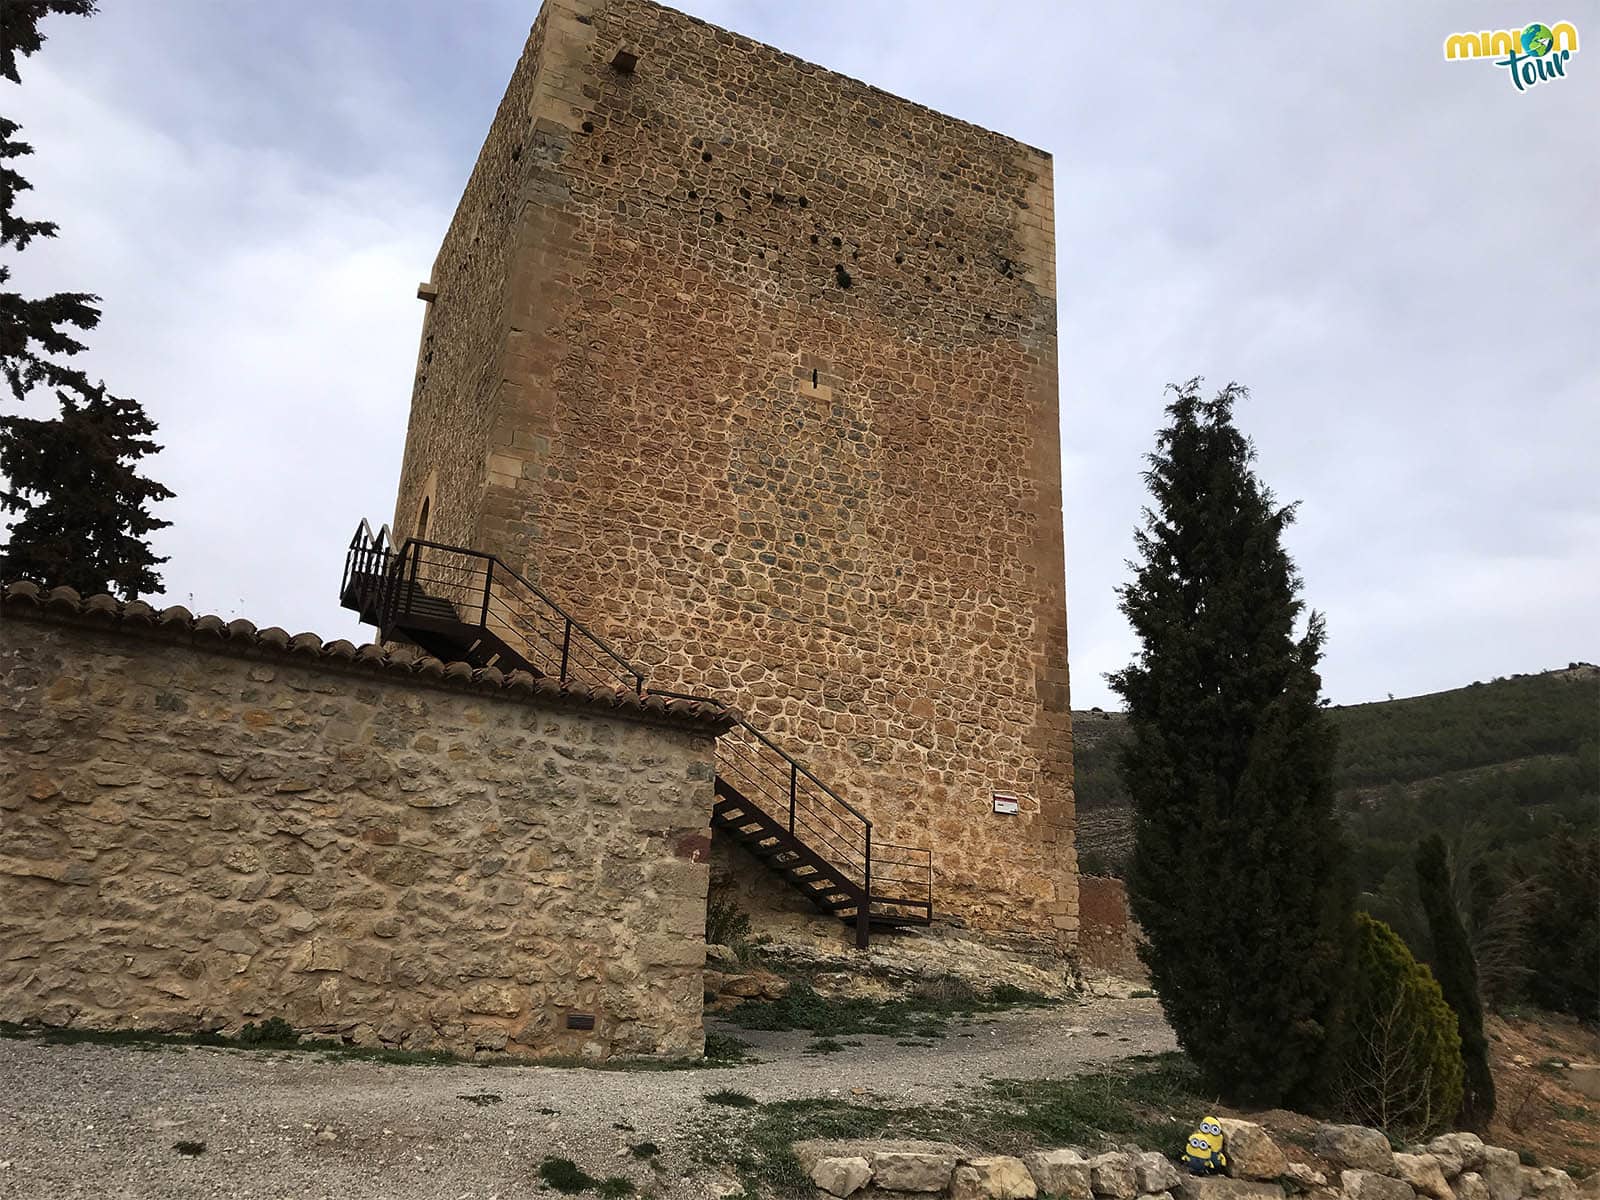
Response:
[[951, 1156, 1038, 1200], [1025, 1149, 1092, 1200], [1341, 1170, 1416, 1200], [1423, 1133, 1485, 1179], [1090, 1151, 1139, 1199], [1136, 1150, 1181, 1194], [811, 1155, 872, 1198], [1481, 1145, 1523, 1200], [1522, 1167, 1580, 1200], [871, 1148, 959, 1193], [1315, 1125, 1396, 1175], [1175, 1177, 1287, 1200], [1216, 1120, 1287, 1181], [1393, 1153, 1451, 1200]]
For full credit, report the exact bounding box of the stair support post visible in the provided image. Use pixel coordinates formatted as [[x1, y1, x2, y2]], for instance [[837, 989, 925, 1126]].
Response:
[[559, 619, 572, 683], [788, 764, 798, 834], [856, 825, 872, 950], [481, 559, 493, 629]]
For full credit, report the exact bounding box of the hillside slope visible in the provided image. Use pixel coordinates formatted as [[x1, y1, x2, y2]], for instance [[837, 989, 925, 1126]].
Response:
[[1072, 664, 1600, 875]]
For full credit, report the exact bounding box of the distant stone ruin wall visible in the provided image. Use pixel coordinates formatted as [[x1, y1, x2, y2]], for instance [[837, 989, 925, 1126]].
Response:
[[0, 587, 727, 1059], [1076, 875, 1145, 979]]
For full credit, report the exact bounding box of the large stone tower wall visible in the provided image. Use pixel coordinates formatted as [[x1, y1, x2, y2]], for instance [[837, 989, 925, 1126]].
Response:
[[393, 0, 1076, 950]]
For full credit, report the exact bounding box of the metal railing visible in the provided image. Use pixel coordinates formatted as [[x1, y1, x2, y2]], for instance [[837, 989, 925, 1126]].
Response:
[[341, 521, 644, 693], [340, 519, 933, 939]]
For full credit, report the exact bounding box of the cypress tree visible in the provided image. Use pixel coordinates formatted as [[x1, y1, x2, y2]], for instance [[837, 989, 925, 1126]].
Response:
[[1415, 835, 1496, 1129], [0, 1, 172, 599], [1110, 379, 1348, 1107]]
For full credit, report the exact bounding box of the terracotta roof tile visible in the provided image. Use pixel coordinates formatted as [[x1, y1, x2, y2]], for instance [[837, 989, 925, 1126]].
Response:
[[1, 580, 733, 733]]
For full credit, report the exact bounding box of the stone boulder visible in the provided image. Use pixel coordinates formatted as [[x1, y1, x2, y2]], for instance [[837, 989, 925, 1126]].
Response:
[[1216, 1120, 1287, 1181], [1456, 1173, 1490, 1200], [1341, 1170, 1416, 1200], [951, 1156, 1039, 1200], [1175, 1176, 1287, 1200], [1424, 1133, 1486, 1179], [1090, 1152, 1139, 1199], [1283, 1163, 1328, 1191], [1315, 1125, 1395, 1175], [811, 1156, 871, 1199], [1567, 1063, 1600, 1102], [871, 1148, 959, 1193], [1480, 1145, 1522, 1200], [1024, 1149, 1093, 1200], [1394, 1154, 1452, 1200], [1136, 1151, 1181, 1195], [1521, 1168, 1578, 1200]]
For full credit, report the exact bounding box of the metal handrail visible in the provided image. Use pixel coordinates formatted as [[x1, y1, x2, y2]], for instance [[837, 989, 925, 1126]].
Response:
[[340, 522, 933, 939], [399, 537, 642, 687], [347, 530, 648, 694]]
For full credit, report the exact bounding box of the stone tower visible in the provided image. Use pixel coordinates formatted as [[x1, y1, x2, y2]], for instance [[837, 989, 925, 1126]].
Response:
[[393, 0, 1076, 952]]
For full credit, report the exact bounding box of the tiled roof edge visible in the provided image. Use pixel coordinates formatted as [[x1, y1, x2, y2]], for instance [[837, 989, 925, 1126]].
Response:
[[0, 580, 734, 734]]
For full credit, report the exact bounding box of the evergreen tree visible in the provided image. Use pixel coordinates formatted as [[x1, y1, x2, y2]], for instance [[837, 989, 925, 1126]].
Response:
[[1415, 835, 1496, 1130], [1110, 378, 1348, 1107], [0, 0, 172, 599], [1333, 913, 1464, 1140], [1525, 827, 1600, 1019]]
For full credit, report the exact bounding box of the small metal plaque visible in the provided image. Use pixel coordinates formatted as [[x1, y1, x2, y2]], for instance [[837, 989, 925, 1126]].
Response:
[[992, 792, 1020, 816], [565, 1012, 596, 1031]]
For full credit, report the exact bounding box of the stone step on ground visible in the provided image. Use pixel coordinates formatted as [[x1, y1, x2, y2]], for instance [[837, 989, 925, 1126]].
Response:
[[794, 1120, 1587, 1200]]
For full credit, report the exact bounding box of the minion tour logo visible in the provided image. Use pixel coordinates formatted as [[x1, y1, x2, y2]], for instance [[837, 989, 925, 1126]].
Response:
[[1444, 21, 1579, 92]]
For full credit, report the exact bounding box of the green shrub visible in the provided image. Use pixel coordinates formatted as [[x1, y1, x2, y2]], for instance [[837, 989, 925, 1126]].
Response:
[[705, 891, 752, 948], [234, 1017, 298, 1046], [538, 1158, 597, 1194], [1332, 913, 1464, 1139], [1415, 835, 1495, 1129]]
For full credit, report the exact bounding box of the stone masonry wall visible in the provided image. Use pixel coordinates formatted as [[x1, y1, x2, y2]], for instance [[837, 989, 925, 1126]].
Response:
[[392, 0, 1076, 952], [0, 585, 728, 1059], [1077, 875, 1146, 979], [391, 3, 556, 549]]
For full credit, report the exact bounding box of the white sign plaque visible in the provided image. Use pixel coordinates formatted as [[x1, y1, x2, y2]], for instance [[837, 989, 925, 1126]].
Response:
[[992, 792, 1020, 815]]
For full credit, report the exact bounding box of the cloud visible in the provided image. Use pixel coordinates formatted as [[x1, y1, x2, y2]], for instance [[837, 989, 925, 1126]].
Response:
[[4, 0, 1595, 706]]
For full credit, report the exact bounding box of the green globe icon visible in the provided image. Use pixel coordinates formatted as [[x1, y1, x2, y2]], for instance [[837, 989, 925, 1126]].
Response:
[[1522, 23, 1554, 55]]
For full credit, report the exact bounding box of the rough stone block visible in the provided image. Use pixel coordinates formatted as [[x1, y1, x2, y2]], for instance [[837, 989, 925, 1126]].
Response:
[[811, 1156, 871, 1198], [871, 1149, 958, 1193], [1135, 1151, 1181, 1194], [1090, 1152, 1138, 1199], [1341, 1172, 1416, 1200], [1216, 1121, 1286, 1182], [1315, 1125, 1395, 1175], [1423, 1134, 1486, 1180], [951, 1156, 1038, 1200], [1480, 1147, 1522, 1200], [1521, 1168, 1578, 1200], [1024, 1149, 1091, 1200], [1394, 1154, 1452, 1200], [1175, 1177, 1286, 1200]]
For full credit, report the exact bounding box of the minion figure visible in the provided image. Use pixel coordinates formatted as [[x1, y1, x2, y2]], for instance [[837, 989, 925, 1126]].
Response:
[[1180, 1115, 1228, 1176]]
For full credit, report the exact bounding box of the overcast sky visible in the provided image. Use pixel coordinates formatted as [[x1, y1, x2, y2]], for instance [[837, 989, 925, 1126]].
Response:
[[5, 2, 1596, 709]]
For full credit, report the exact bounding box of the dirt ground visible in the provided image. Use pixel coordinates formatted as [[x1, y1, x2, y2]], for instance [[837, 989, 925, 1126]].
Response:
[[1, 995, 1590, 1200], [0, 994, 1174, 1200], [1482, 1012, 1600, 1178]]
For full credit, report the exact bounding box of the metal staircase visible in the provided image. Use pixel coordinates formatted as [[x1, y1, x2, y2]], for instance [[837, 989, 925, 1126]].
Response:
[[340, 520, 932, 947]]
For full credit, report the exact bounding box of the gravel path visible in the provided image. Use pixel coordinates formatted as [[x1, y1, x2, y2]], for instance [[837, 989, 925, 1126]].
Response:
[[0, 996, 1173, 1200]]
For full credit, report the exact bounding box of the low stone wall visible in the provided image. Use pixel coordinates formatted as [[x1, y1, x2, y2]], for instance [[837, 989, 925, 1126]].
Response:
[[0, 583, 732, 1059], [1077, 874, 1145, 978], [799, 1124, 1582, 1200]]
